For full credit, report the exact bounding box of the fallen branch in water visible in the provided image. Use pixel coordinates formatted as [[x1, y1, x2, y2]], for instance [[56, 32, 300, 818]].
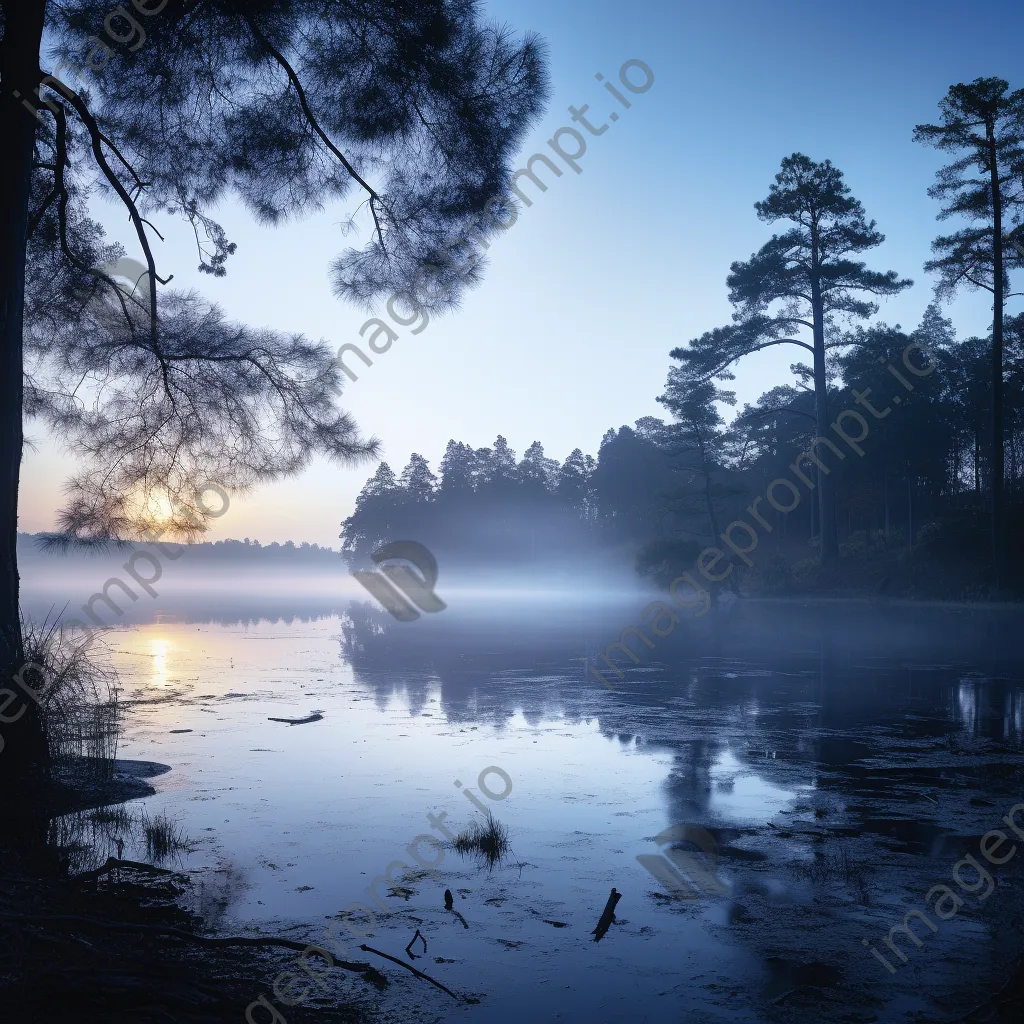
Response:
[[267, 713, 324, 725], [359, 943, 462, 1000], [0, 913, 387, 987]]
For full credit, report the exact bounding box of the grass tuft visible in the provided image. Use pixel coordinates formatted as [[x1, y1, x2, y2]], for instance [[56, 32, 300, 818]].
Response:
[[20, 612, 121, 780], [143, 811, 196, 864], [451, 811, 511, 870]]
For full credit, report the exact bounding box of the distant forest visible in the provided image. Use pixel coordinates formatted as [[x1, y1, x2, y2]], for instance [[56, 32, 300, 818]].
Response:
[[340, 303, 1024, 592], [342, 82, 1024, 599], [17, 533, 340, 569]]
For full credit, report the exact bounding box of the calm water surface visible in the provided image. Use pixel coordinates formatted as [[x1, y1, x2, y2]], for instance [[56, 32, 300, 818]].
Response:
[[33, 587, 1024, 1023]]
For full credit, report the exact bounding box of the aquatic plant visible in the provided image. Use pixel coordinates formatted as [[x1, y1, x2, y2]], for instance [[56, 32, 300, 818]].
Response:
[[143, 811, 196, 864], [19, 614, 121, 781], [89, 804, 135, 830], [792, 846, 864, 890], [451, 811, 511, 870]]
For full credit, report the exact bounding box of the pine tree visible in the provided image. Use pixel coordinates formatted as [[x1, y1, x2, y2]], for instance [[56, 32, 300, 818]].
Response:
[[914, 77, 1024, 586], [657, 376, 735, 538], [556, 449, 591, 511], [0, 0, 548, 782], [489, 436, 518, 485], [673, 154, 912, 560], [518, 441, 559, 493], [339, 463, 399, 564], [438, 441, 476, 494], [398, 454, 438, 503]]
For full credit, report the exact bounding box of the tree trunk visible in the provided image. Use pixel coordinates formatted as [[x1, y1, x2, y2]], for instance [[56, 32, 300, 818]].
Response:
[[987, 120, 1005, 591], [809, 267, 838, 561], [884, 476, 890, 545], [907, 476, 913, 549], [0, 0, 48, 784], [702, 462, 720, 540]]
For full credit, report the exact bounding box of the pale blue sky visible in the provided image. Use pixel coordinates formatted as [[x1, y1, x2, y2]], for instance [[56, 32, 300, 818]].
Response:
[[21, 0, 1024, 546]]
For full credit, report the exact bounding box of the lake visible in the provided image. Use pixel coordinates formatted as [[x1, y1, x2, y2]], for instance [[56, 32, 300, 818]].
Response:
[[25, 579, 1024, 1024]]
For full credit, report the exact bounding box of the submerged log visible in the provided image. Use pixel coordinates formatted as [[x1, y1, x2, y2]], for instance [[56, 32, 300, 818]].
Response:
[[72, 857, 175, 883]]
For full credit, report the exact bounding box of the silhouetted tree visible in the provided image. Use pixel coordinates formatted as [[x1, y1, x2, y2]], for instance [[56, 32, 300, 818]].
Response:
[[438, 441, 477, 496], [658, 371, 735, 538], [518, 441, 559, 497], [556, 449, 591, 513], [0, 0, 548, 781], [914, 77, 1024, 585], [399, 454, 438, 504], [340, 463, 401, 564], [672, 154, 912, 560]]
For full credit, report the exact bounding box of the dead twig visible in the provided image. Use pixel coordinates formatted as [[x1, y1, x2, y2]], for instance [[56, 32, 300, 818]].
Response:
[[592, 887, 621, 942], [405, 929, 427, 959], [359, 943, 462, 1000]]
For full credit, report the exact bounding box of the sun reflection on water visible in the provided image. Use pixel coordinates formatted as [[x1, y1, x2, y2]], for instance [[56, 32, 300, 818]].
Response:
[[150, 637, 170, 687]]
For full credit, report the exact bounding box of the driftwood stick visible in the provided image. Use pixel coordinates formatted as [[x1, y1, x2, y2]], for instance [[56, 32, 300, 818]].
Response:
[[0, 913, 387, 987], [591, 887, 621, 942], [359, 943, 461, 1000], [405, 928, 427, 957], [72, 857, 175, 882]]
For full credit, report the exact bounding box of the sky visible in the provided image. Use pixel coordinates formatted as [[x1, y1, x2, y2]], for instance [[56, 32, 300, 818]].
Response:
[[19, 0, 1024, 547]]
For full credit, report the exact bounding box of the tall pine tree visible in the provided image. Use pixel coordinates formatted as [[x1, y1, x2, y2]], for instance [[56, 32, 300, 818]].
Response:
[[673, 154, 912, 560], [914, 77, 1024, 587]]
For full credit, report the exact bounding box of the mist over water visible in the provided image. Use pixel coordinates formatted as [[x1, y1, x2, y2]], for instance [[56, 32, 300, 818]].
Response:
[[29, 558, 1024, 1022]]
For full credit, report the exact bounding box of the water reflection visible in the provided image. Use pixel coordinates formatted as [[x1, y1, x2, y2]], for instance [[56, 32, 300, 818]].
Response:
[[150, 636, 170, 688], [29, 593, 1024, 1024]]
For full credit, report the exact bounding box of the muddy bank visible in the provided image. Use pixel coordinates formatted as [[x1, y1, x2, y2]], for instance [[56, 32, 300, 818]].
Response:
[[44, 758, 172, 816], [0, 856, 388, 1023]]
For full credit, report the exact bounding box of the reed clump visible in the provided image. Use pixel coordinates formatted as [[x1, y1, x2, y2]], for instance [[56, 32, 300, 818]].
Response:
[[451, 811, 511, 869], [20, 615, 121, 782]]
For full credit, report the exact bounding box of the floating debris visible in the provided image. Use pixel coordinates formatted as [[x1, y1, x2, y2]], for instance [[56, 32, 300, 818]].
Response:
[[267, 712, 324, 726], [405, 929, 427, 959], [592, 888, 621, 942]]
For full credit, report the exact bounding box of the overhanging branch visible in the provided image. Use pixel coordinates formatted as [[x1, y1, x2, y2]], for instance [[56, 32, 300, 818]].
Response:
[[693, 337, 815, 384], [243, 16, 388, 253]]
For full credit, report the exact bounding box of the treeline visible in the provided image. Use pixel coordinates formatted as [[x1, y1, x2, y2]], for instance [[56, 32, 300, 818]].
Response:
[[338, 304, 1024, 583], [342, 77, 1024, 593], [18, 533, 340, 567], [339, 440, 604, 571]]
